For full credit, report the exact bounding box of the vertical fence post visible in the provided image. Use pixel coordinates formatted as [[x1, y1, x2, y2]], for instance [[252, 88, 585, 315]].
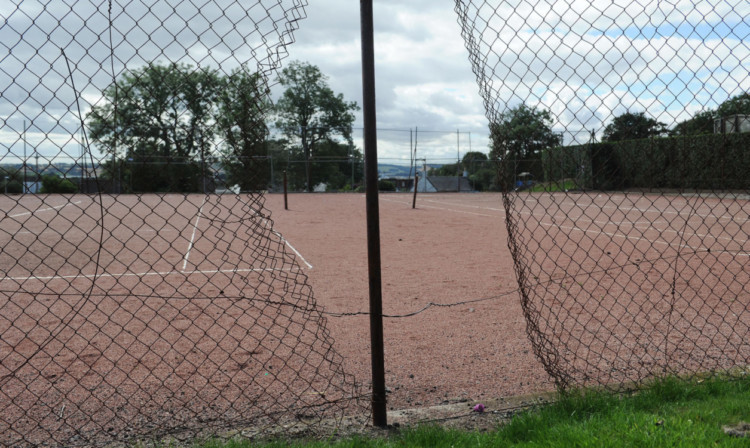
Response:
[[359, 0, 387, 428], [412, 173, 418, 209], [23, 121, 27, 194], [456, 129, 460, 192], [283, 170, 288, 210]]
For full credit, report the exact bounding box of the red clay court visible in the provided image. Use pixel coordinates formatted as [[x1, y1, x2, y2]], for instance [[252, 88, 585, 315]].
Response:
[[268, 191, 750, 398], [2, 190, 749, 444]]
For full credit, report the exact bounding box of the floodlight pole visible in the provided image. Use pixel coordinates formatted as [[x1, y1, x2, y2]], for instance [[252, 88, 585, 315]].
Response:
[[360, 0, 387, 428]]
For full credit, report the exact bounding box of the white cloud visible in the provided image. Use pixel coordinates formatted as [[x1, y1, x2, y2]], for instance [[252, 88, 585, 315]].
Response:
[[1, 0, 748, 163]]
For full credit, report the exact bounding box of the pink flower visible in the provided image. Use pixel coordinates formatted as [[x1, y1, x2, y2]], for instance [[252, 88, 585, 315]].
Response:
[[473, 403, 485, 413]]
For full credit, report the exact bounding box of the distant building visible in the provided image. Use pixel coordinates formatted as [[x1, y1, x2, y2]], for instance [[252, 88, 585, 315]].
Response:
[[380, 177, 414, 192], [412, 175, 472, 193], [714, 114, 750, 134]]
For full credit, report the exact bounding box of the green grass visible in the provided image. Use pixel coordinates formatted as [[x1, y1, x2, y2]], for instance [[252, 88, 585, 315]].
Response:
[[182, 375, 750, 447]]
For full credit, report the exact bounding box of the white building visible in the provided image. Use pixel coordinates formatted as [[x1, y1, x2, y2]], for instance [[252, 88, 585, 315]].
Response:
[[714, 114, 750, 134]]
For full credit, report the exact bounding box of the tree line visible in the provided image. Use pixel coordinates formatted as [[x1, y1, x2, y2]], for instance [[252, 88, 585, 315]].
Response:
[[451, 92, 750, 191], [74, 60, 750, 195], [87, 61, 360, 193]]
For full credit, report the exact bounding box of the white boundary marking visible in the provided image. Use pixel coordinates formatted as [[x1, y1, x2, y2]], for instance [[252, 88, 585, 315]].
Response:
[[182, 196, 206, 271], [524, 196, 744, 222], [238, 196, 314, 269], [386, 194, 743, 252], [419, 198, 504, 212], [8, 201, 83, 218], [380, 197, 497, 217], [272, 230, 313, 269], [0, 267, 296, 283], [540, 221, 704, 252]]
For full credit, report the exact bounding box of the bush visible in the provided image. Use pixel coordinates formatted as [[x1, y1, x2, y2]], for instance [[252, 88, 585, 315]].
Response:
[[543, 132, 750, 191], [40, 175, 79, 194], [0, 179, 23, 194], [378, 179, 396, 191]]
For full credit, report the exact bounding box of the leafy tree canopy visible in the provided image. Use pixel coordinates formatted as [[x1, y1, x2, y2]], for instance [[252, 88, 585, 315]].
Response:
[[671, 91, 750, 136], [602, 111, 668, 142], [40, 175, 78, 194], [88, 63, 273, 193], [461, 151, 489, 171], [490, 104, 561, 160], [671, 109, 715, 136], [89, 63, 222, 160], [716, 91, 750, 117], [88, 63, 222, 192], [274, 61, 359, 191], [217, 68, 273, 191]]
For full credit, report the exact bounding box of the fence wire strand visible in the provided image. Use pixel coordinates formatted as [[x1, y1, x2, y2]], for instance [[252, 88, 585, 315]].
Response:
[[455, 0, 750, 390], [0, 1, 367, 446], [3, 0, 750, 444]]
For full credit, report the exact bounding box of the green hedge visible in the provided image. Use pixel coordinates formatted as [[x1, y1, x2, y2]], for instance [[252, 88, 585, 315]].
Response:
[[543, 132, 750, 191]]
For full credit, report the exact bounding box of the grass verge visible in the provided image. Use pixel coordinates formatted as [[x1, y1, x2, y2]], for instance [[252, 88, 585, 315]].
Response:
[[185, 375, 750, 447]]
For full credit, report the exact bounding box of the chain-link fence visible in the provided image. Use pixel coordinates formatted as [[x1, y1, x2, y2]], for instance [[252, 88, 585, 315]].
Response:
[[3, 0, 750, 444], [0, 1, 365, 446], [455, 0, 750, 389]]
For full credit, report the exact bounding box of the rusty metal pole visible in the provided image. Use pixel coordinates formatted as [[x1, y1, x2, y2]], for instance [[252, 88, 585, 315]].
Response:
[[283, 170, 288, 210], [412, 128, 419, 209], [360, 0, 387, 428], [412, 173, 418, 209]]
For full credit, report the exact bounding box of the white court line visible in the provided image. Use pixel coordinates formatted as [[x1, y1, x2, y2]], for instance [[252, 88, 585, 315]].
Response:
[[524, 196, 744, 223], [529, 211, 746, 245], [540, 221, 705, 252], [419, 198, 504, 212], [273, 230, 313, 269], [381, 197, 497, 217], [8, 201, 83, 218], [0, 267, 296, 283], [237, 197, 314, 269], [182, 196, 206, 271]]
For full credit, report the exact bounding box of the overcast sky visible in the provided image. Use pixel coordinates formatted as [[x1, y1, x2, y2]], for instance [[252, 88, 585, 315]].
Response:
[[1, 0, 748, 165], [278, 0, 491, 163]]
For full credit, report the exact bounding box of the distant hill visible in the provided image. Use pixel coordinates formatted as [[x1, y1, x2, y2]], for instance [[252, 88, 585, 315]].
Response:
[[378, 163, 442, 178]]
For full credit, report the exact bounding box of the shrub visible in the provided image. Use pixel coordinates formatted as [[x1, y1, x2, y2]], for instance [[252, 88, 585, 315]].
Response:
[[378, 179, 396, 191], [40, 175, 79, 194]]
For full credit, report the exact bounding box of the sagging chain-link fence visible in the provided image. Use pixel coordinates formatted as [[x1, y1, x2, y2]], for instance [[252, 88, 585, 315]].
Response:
[[455, 0, 750, 389], [0, 1, 365, 446]]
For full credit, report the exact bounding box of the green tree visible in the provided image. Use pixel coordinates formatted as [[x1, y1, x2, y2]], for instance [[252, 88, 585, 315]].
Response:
[[284, 139, 363, 191], [716, 91, 750, 117], [671, 92, 750, 136], [274, 61, 359, 192], [217, 68, 273, 191], [602, 111, 667, 142], [462, 151, 488, 173], [40, 174, 78, 194], [671, 109, 715, 136], [461, 152, 494, 191], [490, 104, 561, 188], [88, 63, 222, 193], [429, 163, 458, 176], [428, 153, 489, 180], [378, 179, 396, 191]]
